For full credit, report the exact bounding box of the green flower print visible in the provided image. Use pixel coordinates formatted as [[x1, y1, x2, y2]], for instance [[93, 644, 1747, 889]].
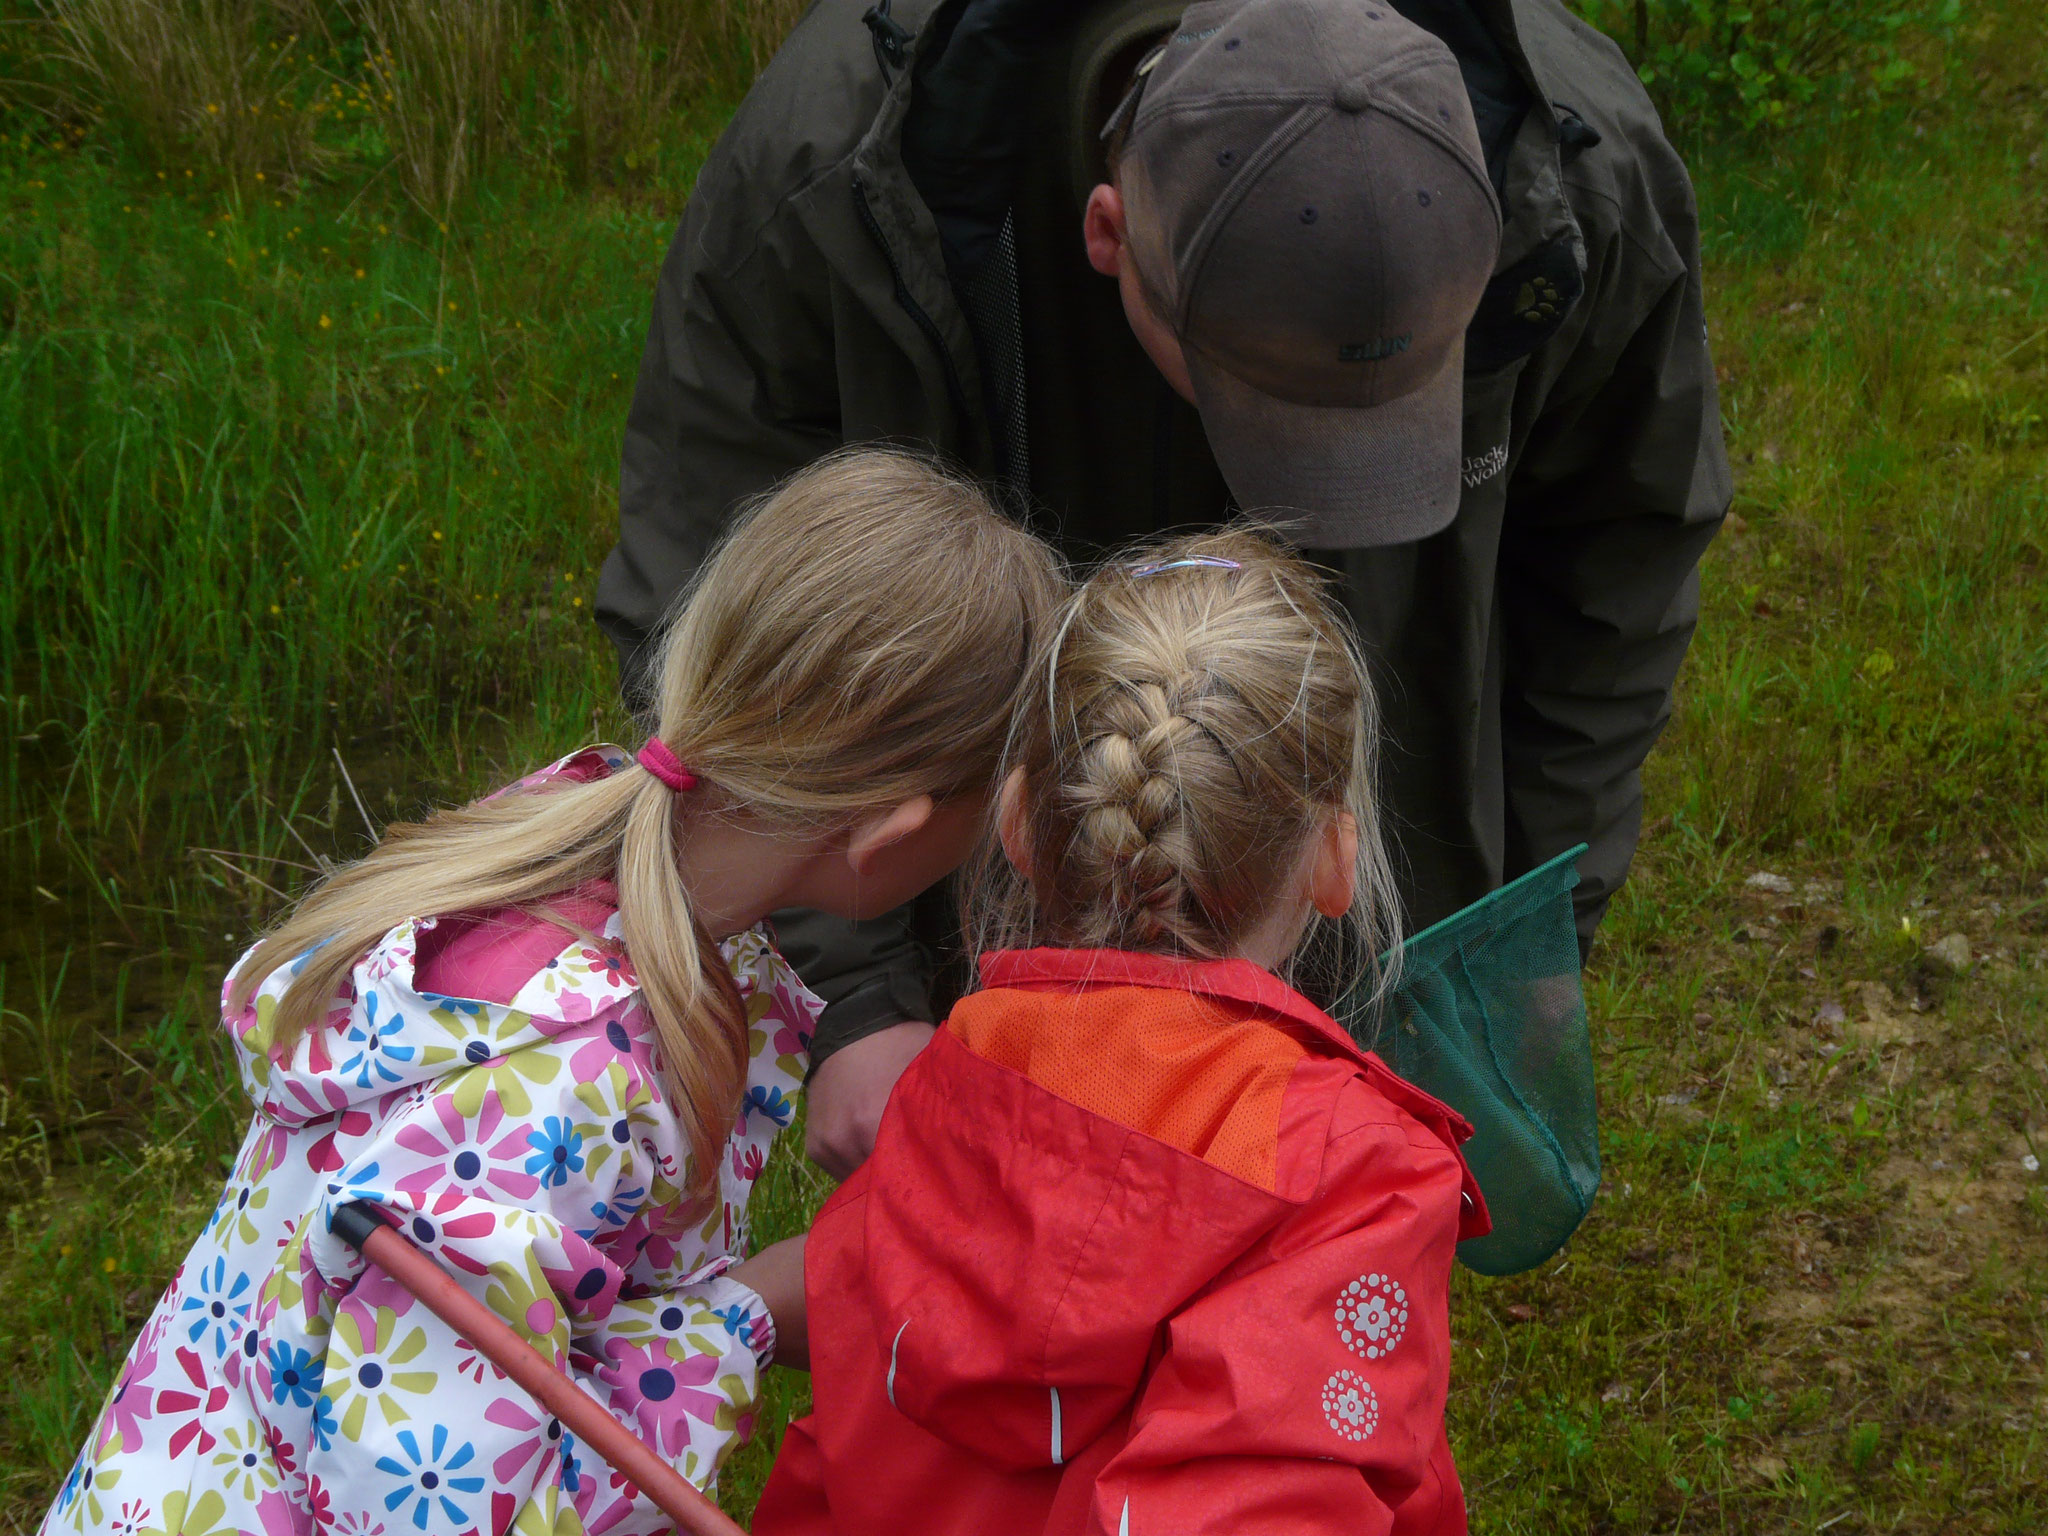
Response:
[[511, 1484, 589, 1536], [446, 1045, 562, 1120], [56, 1455, 122, 1531], [484, 1246, 571, 1359], [569, 1063, 651, 1186], [140, 1489, 238, 1536], [206, 1418, 276, 1501], [324, 1303, 438, 1440]]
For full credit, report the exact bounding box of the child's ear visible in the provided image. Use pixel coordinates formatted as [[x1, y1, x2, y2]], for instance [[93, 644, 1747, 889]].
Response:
[[996, 767, 1033, 880], [846, 795, 936, 876], [1309, 810, 1359, 920]]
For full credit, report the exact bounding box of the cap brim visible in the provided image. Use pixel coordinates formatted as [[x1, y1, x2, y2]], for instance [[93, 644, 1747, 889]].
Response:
[[1187, 333, 1467, 549]]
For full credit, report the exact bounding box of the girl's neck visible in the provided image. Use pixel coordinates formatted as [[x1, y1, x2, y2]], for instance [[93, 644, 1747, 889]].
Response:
[[667, 812, 821, 940]]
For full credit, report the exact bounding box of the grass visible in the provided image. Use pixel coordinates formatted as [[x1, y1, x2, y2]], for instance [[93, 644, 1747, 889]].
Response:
[[2, 0, 2045, 1529]]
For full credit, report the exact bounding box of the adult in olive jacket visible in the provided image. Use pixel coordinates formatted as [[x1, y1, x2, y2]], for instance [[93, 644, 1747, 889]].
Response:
[[596, 0, 1730, 1173]]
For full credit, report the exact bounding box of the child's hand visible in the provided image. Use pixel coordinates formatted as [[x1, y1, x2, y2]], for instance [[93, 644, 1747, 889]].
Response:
[[730, 1235, 808, 1370]]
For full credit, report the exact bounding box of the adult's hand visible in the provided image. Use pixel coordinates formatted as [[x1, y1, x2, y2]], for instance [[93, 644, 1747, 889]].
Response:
[[804, 1021, 936, 1179]]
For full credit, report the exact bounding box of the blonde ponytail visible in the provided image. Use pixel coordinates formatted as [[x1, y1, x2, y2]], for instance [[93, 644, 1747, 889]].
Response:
[[233, 449, 1064, 1194]]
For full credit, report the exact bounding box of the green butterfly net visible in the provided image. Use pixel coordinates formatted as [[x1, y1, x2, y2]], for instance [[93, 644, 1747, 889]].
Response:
[[1339, 845, 1601, 1276]]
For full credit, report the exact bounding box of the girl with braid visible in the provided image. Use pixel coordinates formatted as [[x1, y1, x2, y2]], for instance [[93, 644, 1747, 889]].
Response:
[[755, 529, 1489, 1536]]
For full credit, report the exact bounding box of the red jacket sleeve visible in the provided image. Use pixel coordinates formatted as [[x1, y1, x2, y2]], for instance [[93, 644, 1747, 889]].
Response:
[[1084, 1079, 1469, 1536]]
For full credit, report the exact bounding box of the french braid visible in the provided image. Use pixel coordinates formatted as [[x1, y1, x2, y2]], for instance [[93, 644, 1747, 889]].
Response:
[[974, 526, 1403, 1001]]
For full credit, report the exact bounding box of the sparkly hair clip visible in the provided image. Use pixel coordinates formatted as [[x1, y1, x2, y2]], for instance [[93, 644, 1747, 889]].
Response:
[[1127, 555, 1245, 578]]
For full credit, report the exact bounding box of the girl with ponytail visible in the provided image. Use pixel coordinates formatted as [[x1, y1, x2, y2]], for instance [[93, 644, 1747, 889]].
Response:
[[46, 449, 1063, 1536], [756, 530, 1488, 1536]]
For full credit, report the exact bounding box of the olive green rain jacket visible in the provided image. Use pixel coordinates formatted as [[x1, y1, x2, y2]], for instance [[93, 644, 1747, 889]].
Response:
[[595, 0, 1731, 1066]]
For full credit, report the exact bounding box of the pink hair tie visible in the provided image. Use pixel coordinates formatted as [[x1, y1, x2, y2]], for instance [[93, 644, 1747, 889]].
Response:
[[637, 738, 698, 793]]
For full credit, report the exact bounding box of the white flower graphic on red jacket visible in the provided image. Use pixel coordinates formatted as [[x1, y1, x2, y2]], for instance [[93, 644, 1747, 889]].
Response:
[[1335, 1272, 1409, 1361]]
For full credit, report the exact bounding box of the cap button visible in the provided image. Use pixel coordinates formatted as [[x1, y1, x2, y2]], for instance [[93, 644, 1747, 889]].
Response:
[[1334, 76, 1373, 113]]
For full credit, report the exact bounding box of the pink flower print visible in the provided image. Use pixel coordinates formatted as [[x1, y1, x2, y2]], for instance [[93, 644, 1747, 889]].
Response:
[[770, 1013, 812, 1059], [109, 1500, 152, 1536], [305, 1108, 374, 1176], [154, 1346, 230, 1459], [256, 1489, 309, 1536], [262, 1417, 301, 1484], [95, 1334, 160, 1457], [579, 941, 635, 990], [483, 1397, 568, 1486], [569, 1015, 653, 1104], [392, 1091, 540, 1205], [451, 1336, 494, 1386], [731, 1142, 765, 1184], [390, 1189, 498, 1277], [597, 1338, 728, 1456], [635, 1132, 680, 1186], [244, 1123, 291, 1184], [304, 1475, 332, 1529]]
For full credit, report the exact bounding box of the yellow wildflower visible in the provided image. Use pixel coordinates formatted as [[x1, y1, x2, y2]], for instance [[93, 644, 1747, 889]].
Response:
[[318, 315, 331, 329]]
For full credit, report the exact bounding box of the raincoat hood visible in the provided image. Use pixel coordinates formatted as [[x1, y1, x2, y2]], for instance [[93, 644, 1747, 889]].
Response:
[[855, 950, 1481, 1471], [222, 747, 644, 1131], [224, 894, 640, 1130]]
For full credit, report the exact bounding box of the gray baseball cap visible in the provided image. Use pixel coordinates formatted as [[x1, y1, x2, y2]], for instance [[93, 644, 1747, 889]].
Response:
[[1112, 0, 1502, 546]]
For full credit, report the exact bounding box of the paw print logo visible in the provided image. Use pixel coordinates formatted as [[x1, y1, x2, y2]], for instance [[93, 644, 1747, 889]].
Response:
[[1334, 1272, 1409, 1360], [1321, 1370, 1380, 1442], [1515, 274, 1563, 323]]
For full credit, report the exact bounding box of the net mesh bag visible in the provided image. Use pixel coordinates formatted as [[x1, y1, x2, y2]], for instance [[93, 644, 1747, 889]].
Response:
[[1338, 844, 1601, 1276]]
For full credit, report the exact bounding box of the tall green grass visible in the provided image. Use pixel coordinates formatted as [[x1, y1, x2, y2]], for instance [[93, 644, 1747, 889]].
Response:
[[3, 0, 2045, 1528]]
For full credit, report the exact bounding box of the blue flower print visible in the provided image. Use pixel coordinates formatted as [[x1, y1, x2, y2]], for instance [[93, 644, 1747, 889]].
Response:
[[524, 1117, 586, 1189], [267, 1341, 323, 1408], [339, 990, 415, 1090], [582, 1182, 647, 1238], [310, 1390, 341, 1452], [376, 1423, 485, 1531], [54, 1449, 86, 1515], [741, 1084, 794, 1130], [709, 1303, 754, 1337], [416, 990, 485, 1018], [558, 1430, 583, 1494], [286, 936, 332, 977], [178, 1255, 253, 1357]]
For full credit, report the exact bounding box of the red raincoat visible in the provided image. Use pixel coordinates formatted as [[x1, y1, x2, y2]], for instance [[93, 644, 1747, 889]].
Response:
[[755, 949, 1489, 1536]]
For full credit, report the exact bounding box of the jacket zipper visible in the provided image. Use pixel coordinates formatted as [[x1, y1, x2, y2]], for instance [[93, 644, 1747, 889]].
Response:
[[850, 175, 973, 430]]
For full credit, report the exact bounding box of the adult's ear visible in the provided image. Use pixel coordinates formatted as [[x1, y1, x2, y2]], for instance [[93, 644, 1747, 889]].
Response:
[[996, 767, 1034, 880], [1310, 810, 1360, 920], [846, 795, 936, 876], [1083, 183, 1128, 278]]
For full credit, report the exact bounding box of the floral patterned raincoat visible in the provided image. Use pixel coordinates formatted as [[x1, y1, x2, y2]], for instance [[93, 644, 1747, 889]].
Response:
[[44, 749, 818, 1536]]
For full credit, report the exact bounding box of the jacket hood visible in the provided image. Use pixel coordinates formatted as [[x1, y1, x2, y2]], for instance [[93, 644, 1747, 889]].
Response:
[[222, 748, 640, 1129], [862, 1026, 1298, 1470], [856, 950, 1478, 1472], [223, 904, 640, 1129]]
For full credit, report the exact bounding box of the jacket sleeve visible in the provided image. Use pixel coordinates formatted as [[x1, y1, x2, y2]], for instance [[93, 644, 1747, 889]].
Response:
[[1497, 205, 1731, 956], [1086, 1093, 1468, 1536], [598, 186, 843, 698], [302, 1023, 774, 1533]]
